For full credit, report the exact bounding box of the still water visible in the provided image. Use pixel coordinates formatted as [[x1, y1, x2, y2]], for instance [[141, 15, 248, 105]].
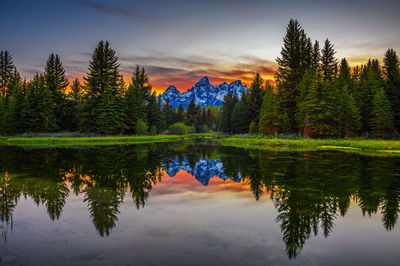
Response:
[[0, 140, 400, 265]]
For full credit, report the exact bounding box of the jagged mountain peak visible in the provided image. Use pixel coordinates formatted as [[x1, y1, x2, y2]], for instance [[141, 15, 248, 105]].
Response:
[[160, 77, 248, 109]]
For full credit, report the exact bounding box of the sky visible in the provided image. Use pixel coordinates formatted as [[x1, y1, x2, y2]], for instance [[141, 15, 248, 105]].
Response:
[[1, 0, 400, 93]]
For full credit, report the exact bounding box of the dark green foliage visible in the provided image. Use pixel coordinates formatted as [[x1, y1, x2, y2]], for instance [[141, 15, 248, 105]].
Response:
[[219, 94, 237, 133], [276, 19, 313, 131], [320, 39, 337, 83], [259, 83, 281, 135], [230, 93, 249, 134], [336, 86, 361, 137], [3, 84, 25, 134], [82, 41, 124, 132], [370, 88, 394, 138], [22, 74, 56, 132], [125, 67, 148, 133], [176, 103, 185, 123], [96, 88, 123, 135], [355, 59, 384, 133], [383, 49, 400, 131], [146, 93, 164, 133], [185, 100, 198, 126], [248, 73, 265, 123], [44, 53, 69, 131], [303, 73, 337, 137], [163, 98, 174, 128]]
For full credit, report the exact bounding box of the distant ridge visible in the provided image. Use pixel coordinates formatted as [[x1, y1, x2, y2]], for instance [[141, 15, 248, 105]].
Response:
[[160, 76, 248, 108]]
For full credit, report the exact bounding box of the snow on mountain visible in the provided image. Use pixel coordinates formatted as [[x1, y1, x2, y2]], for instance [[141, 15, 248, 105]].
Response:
[[160, 76, 248, 109], [161, 157, 242, 186]]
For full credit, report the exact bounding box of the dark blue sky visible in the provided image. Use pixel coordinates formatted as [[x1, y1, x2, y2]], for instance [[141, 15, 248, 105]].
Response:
[[1, 0, 400, 91]]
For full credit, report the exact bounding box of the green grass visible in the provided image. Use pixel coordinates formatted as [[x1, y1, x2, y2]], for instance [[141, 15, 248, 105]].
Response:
[[0, 133, 217, 147], [217, 135, 400, 156]]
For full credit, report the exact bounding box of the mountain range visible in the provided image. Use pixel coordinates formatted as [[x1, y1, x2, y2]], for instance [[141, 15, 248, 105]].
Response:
[[159, 76, 248, 108]]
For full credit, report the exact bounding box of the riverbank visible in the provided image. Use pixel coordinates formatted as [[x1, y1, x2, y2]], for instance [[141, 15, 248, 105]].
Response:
[[217, 136, 400, 156], [0, 133, 216, 146], [1, 134, 400, 156]]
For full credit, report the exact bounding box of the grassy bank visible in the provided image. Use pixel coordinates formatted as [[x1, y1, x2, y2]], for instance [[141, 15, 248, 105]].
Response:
[[217, 135, 400, 156], [0, 133, 216, 146]]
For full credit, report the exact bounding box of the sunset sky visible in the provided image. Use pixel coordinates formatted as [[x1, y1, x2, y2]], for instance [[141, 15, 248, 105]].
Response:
[[2, 0, 400, 93]]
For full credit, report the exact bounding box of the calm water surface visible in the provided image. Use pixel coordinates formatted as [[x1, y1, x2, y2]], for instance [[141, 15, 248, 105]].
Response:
[[1, 140, 400, 265]]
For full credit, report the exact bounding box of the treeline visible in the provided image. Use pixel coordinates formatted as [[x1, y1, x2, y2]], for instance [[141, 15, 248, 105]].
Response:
[[220, 19, 400, 138], [0, 41, 217, 135]]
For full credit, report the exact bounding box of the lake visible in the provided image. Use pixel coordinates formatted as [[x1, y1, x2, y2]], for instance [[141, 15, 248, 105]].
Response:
[[1, 140, 400, 265]]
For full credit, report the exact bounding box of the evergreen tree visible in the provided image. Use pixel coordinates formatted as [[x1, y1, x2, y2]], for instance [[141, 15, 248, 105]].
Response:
[[321, 39, 337, 83], [231, 93, 249, 133], [336, 86, 361, 136], [295, 69, 316, 134], [125, 69, 147, 133], [96, 87, 122, 135], [303, 73, 337, 137], [276, 19, 312, 131], [259, 82, 281, 135], [146, 93, 163, 133], [82, 41, 124, 132], [44, 53, 69, 130], [3, 84, 25, 134], [185, 100, 198, 126], [219, 94, 238, 133], [0, 50, 16, 98], [311, 40, 320, 72], [66, 78, 83, 131], [248, 73, 265, 123], [176, 103, 185, 123], [383, 49, 400, 131], [355, 59, 384, 133], [370, 88, 394, 138], [162, 98, 174, 128], [22, 74, 56, 132]]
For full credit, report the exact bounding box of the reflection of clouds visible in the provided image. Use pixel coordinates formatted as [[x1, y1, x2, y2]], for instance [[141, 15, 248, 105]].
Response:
[[148, 170, 268, 203]]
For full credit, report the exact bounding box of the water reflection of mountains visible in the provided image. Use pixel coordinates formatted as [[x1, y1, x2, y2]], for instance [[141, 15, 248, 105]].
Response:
[[1, 141, 400, 259], [162, 157, 241, 185]]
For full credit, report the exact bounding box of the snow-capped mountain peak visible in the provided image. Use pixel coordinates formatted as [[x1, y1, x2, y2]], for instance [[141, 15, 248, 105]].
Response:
[[160, 76, 248, 109]]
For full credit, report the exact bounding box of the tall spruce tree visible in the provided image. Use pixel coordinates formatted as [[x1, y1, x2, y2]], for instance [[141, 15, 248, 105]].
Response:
[[125, 67, 148, 133], [44, 53, 69, 130], [3, 84, 25, 134], [0, 50, 16, 98], [383, 48, 400, 131], [22, 74, 56, 132], [219, 94, 238, 133], [176, 103, 185, 123], [321, 39, 337, 83], [355, 59, 384, 134], [83, 41, 124, 132], [311, 40, 320, 72], [66, 78, 83, 131], [276, 19, 312, 131], [370, 88, 394, 138], [96, 87, 122, 135], [248, 73, 265, 124], [259, 82, 280, 135], [303, 73, 337, 137]]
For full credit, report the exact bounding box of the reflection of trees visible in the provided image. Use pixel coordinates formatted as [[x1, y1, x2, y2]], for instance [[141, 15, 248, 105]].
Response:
[[219, 147, 400, 259]]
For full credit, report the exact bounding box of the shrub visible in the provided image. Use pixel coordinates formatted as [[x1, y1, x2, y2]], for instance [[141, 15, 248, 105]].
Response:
[[168, 123, 188, 135], [135, 119, 148, 135]]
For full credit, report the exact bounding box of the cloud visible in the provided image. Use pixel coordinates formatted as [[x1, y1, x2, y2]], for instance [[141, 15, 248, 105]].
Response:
[[75, 0, 189, 41]]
